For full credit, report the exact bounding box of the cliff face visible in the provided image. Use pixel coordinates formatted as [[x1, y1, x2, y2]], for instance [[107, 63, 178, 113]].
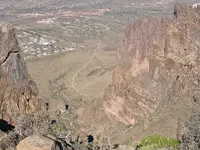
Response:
[[104, 4, 200, 125], [0, 25, 41, 124]]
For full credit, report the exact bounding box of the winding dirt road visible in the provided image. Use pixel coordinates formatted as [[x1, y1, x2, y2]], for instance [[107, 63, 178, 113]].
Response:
[[71, 39, 101, 96]]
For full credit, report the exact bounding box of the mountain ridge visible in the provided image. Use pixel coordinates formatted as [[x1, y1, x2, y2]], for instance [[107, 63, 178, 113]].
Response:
[[103, 3, 200, 132]]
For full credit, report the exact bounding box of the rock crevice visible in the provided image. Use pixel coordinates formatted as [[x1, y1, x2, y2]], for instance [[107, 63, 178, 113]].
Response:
[[0, 50, 19, 65]]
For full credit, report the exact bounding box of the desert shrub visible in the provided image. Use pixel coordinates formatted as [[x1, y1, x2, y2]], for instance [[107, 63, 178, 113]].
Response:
[[0, 131, 22, 149], [33, 112, 51, 135], [50, 117, 70, 136], [15, 111, 81, 138], [137, 134, 180, 150], [15, 115, 34, 137], [15, 112, 51, 137], [3, 111, 116, 150], [179, 111, 200, 150], [49, 112, 80, 137]]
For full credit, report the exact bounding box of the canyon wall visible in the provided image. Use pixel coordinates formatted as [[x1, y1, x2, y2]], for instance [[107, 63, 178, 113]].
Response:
[[104, 4, 200, 125], [0, 25, 42, 124]]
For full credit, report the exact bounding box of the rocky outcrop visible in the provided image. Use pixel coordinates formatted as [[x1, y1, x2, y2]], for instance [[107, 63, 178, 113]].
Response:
[[0, 25, 41, 125], [103, 4, 200, 125]]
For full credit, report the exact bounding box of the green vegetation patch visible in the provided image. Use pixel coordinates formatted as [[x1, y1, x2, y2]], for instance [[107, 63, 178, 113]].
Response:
[[139, 134, 180, 150]]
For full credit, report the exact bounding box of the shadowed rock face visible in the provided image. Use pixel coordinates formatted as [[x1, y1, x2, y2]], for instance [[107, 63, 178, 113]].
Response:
[[0, 25, 41, 124], [103, 4, 200, 125]]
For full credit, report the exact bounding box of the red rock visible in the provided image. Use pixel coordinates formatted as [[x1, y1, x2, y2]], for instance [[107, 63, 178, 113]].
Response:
[[103, 4, 200, 125]]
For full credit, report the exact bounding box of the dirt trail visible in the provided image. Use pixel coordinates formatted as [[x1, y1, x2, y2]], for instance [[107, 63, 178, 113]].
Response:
[[71, 39, 101, 96]]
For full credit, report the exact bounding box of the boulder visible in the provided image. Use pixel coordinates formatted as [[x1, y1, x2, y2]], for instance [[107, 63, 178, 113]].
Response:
[[17, 134, 60, 150]]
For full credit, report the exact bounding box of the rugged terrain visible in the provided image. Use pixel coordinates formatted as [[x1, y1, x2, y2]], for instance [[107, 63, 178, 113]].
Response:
[[103, 3, 200, 143], [0, 25, 41, 125], [0, 0, 200, 150], [22, 0, 175, 115], [1, 0, 198, 116]]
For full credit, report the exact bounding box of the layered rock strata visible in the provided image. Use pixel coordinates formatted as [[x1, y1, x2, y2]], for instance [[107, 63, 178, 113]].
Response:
[[104, 4, 200, 125]]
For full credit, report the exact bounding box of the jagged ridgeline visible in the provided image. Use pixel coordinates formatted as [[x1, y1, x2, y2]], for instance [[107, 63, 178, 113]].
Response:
[[0, 25, 42, 125]]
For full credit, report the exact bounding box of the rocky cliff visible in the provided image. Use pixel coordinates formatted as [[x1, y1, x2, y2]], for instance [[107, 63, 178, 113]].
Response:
[[0, 25, 41, 124], [103, 4, 200, 125]]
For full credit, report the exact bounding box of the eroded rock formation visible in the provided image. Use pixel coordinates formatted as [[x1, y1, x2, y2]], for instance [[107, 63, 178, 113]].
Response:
[[0, 25, 41, 124], [104, 4, 200, 125]]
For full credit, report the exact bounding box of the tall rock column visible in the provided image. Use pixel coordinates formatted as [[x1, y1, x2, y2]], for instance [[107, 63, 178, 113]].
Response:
[[0, 25, 41, 124]]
